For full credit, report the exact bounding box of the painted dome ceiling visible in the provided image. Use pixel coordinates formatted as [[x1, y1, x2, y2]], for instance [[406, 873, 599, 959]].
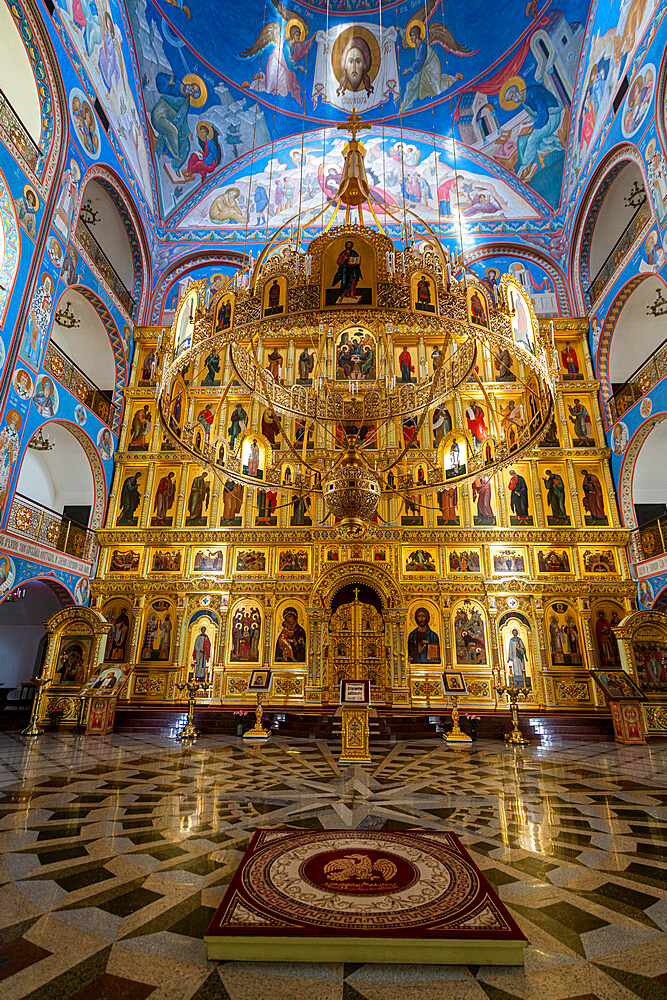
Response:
[[61, 0, 594, 239]]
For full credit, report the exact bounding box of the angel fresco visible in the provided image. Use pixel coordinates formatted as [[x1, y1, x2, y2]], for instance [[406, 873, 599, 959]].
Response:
[[401, 27, 464, 111], [241, 1, 315, 105], [400, 1, 473, 112]]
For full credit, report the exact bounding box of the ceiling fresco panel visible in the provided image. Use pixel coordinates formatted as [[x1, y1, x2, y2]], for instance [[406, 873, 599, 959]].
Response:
[[53, 0, 154, 204], [120, 0, 591, 227], [174, 127, 542, 237]]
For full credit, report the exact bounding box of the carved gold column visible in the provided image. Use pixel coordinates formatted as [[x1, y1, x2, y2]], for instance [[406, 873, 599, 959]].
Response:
[[140, 465, 155, 528], [417, 334, 427, 381], [209, 479, 220, 526], [175, 466, 188, 527], [601, 457, 621, 527], [565, 459, 583, 528], [529, 462, 545, 526], [286, 340, 295, 385], [120, 596, 145, 698], [263, 601, 274, 674], [495, 473, 508, 528], [175, 596, 190, 684]]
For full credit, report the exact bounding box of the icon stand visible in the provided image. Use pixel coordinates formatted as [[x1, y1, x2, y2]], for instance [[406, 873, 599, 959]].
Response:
[[243, 669, 274, 743]]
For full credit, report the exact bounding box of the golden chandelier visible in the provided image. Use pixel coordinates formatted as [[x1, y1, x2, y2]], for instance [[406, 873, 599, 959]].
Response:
[[157, 115, 558, 535]]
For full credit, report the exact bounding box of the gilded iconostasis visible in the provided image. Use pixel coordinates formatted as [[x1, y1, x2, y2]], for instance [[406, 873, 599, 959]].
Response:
[[0, 0, 665, 735], [82, 234, 639, 717]]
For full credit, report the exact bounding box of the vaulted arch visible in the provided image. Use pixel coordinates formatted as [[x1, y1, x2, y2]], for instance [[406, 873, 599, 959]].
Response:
[[597, 274, 667, 421], [570, 144, 654, 314], [14, 420, 101, 524], [310, 561, 403, 611], [464, 241, 572, 316], [75, 166, 151, 324], [149, 249, 248, 324], [0, 0, 64, 185], [46, 285, 125, 430], [0, 579, 72, 687], [618, 412, 667, 532]]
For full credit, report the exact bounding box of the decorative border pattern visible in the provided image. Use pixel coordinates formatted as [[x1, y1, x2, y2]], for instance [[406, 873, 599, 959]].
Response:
[[657, 46, 667, 157]]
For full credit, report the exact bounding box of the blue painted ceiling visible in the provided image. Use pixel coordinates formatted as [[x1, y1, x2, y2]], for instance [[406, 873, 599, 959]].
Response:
[[64, 0, 594, 239]]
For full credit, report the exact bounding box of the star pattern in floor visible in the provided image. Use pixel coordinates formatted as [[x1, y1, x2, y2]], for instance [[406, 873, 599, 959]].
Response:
[[0, 731, 664, 999]]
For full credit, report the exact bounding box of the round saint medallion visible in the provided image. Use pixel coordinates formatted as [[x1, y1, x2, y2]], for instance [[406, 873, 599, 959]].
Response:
[[301, 848, 418, 895]]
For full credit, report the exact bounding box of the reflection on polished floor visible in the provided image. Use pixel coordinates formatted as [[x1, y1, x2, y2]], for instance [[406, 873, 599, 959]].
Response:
[[0, 732, 664, 1000]]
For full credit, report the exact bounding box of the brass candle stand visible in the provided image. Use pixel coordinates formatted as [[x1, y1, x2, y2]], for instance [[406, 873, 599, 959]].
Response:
[[444, 696, 472, 743], [495, 681, 530, 745], [21, 677, 50, 737], [243, 693, 272, 742], [175, 680, 210, 742]]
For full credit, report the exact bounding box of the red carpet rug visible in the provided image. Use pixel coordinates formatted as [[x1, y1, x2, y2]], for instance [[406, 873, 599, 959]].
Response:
[[206, 828, 527, 964]]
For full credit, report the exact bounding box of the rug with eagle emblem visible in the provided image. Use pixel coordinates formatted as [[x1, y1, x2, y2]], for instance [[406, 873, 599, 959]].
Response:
[[205, 828, 527, 964]]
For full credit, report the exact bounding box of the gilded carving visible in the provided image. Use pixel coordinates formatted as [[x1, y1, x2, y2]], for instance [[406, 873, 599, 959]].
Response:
[[91, 241, 634, 716]]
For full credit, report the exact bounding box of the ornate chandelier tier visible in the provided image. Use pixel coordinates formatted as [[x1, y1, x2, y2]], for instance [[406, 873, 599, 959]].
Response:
[[156, 117, 558, 534]]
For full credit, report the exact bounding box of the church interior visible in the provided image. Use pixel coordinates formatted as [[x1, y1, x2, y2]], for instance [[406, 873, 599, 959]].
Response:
[[0, 0, 665, 995]]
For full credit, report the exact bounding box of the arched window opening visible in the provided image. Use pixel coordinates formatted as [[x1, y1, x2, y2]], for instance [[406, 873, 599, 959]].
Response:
[[11, 423, 98, 561], [632, 419, 667, 567], [76, 177, 141, 319], [654, 585, 667, 614], [331, 583, 383, 613], [587, 161, 650, 306], [607, 277, 667, 417], [0, 580, 71, 691], [0, 0, 42, 160], [46, 288, 118, 426]]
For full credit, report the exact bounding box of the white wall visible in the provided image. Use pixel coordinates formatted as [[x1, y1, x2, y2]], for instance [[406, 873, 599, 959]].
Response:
[[83, 180, 134, 288], [633, 420, 667, 506], [0, 0, 42, 142], [589, 163, 645, 278], [0, 582, 66, 688], [609, 278, 666, 383], [17, 424, 94, 516], [50, 289, 116, 392]]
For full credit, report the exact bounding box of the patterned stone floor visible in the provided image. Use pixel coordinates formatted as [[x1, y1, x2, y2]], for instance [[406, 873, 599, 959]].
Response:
[[0, 730, 664, 1000]]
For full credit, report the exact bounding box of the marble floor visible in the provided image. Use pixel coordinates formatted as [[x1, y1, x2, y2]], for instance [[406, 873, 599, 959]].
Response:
[[0, 731, 664, 1000]]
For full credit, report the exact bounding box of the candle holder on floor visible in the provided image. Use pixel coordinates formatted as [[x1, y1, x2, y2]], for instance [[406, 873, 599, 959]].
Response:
[[495, 682, 530, 745], [21, 677, 50, 737], [175, 680, 210, 742]]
